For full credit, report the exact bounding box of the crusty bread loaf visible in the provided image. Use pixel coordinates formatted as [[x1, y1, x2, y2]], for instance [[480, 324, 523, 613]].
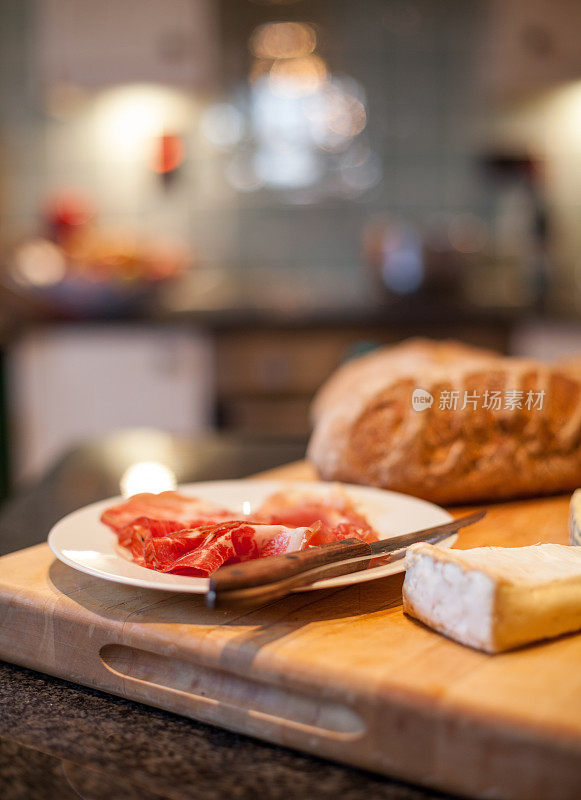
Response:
[[307, 338, 581, 504]]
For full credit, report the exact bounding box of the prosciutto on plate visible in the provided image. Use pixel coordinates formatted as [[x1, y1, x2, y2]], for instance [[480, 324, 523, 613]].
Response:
[[256, 488, 378, 546], [133, 520, 316, 576], [100, 486, 379, 577], [118, 516, 190, 550], [100, 491, 233, 538]]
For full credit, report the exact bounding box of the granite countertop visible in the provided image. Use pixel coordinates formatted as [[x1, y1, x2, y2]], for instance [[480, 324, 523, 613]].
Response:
[[0, 665, 450, 800], [0, 430, 453, 800]]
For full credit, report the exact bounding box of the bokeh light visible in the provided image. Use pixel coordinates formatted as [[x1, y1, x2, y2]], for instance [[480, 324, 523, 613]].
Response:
[[254, 146, 321, 188], [250, 22, 317, 60], [120, 461, 177, 497], [11, 239, 67, 287], [92, 85, 192, 161], [305, 80, 367, 151], [200, 103, 245, 149], [216, 23, 377, 196], [268, 54, 328, 98]]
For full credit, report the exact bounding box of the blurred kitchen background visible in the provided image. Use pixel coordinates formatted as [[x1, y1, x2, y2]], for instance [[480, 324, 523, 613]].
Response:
[[0, 0, 580, 494]]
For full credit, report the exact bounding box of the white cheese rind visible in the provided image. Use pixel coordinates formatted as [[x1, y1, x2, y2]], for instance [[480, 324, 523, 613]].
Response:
[[403, 548, 497, 651], [403, 543, 581, 653]]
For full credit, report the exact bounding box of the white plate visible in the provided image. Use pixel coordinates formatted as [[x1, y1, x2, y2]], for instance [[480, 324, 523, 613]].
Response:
[[48, 480, 454, 594]]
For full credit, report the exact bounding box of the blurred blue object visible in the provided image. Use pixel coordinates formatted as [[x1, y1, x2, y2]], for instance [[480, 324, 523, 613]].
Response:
[[381, 223, 425, 294]]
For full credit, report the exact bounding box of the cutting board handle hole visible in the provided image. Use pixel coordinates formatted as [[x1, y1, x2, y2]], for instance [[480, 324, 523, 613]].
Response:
[[100, 644, 366, 740]]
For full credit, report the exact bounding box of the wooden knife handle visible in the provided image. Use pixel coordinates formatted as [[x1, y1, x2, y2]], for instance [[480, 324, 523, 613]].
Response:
[[208, 538, 372, 608]]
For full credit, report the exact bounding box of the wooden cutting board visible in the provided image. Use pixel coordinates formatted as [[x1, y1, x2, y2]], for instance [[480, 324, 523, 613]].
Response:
[[0, 461, 580, 800]]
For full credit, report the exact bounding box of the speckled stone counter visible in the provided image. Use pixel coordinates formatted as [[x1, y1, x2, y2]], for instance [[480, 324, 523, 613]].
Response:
[[0, 662, 452, 800], [0, 431, 455, 800]]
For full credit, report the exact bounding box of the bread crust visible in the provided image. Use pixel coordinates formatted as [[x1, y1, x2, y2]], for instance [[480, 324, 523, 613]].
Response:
[[307, 339, 581, 504]]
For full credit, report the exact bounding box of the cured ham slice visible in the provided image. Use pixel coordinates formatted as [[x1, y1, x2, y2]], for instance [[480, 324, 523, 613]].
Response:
[[101, 491, 233, 536], [256, 488, 378, 546], [120, 517, 189, 554], [100, 487, 381, 578], [136, 521, 314, 577]]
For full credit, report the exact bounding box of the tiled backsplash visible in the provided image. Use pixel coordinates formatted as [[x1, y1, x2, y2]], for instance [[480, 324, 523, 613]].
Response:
[[3, 0, 580, 312], [0, 1, 487, 276]]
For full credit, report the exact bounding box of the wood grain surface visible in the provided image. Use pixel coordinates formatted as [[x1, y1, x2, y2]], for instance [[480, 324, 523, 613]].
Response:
[[0, 461, 579, 800]]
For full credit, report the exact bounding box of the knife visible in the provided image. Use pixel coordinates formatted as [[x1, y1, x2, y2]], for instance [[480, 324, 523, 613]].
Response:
[[206, 509, 486, 609]]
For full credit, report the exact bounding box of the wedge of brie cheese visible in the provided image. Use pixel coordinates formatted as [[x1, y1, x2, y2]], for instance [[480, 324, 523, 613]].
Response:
[[570, 489, 581, 546], [403, 543, 581, 653]]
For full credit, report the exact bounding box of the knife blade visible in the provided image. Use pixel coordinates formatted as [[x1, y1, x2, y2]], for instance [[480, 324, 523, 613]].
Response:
[[206, 509, 486, 609]]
